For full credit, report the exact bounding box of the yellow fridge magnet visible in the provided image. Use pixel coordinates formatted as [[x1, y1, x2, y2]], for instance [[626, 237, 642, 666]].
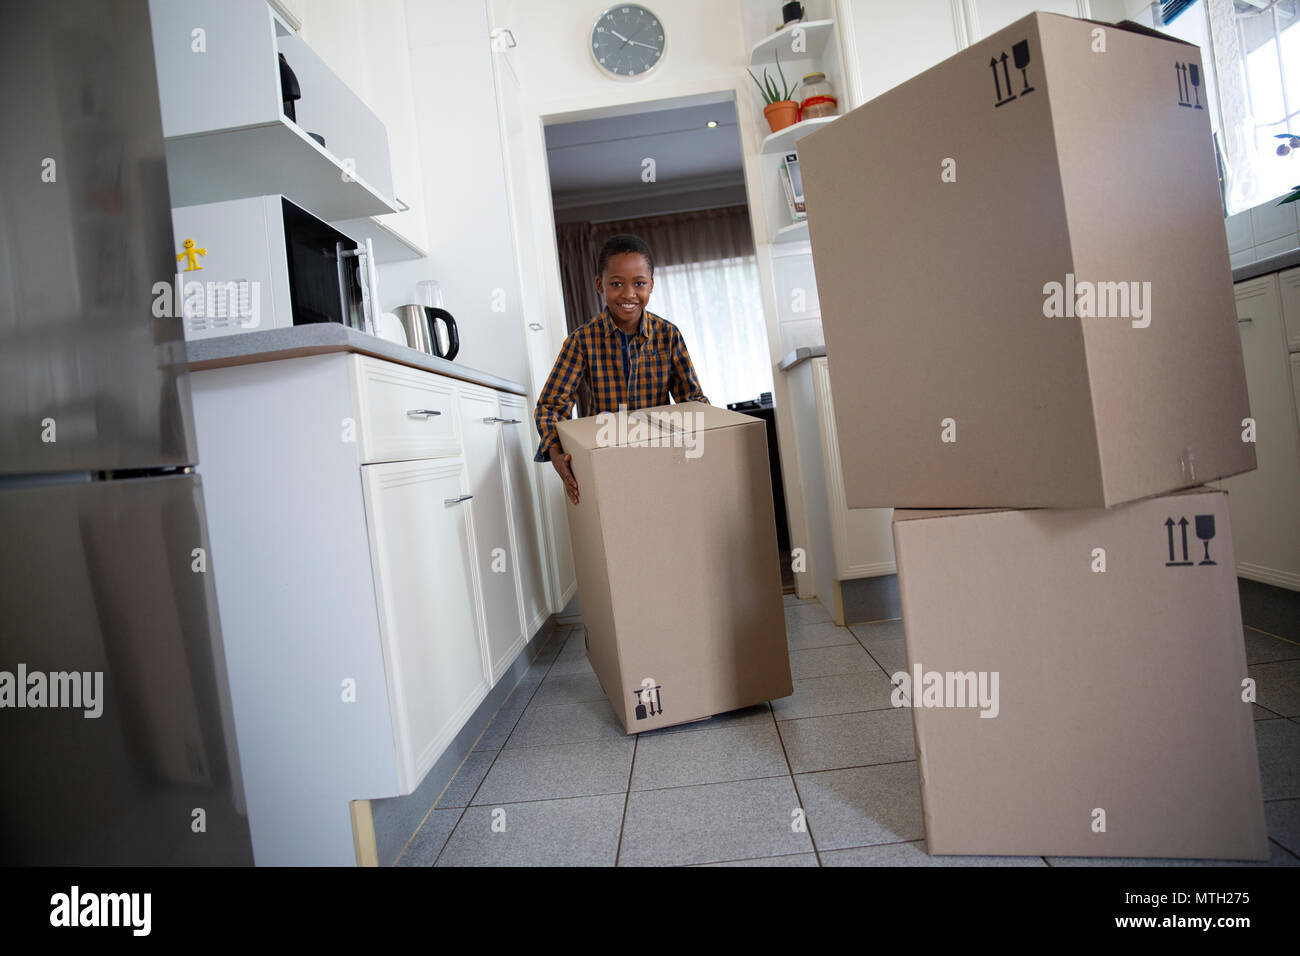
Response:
[[177, 237, 206, 271]]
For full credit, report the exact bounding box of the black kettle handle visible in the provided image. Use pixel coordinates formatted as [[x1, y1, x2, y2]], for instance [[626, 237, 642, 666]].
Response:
[[425, 307, 459, 361]]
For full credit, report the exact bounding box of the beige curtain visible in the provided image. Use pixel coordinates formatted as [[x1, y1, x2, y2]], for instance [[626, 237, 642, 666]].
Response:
[[555, 205, 756, 416]]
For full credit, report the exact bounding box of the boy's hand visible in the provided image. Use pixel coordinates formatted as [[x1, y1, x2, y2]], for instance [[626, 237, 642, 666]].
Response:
[[550, 446, 579, 504]]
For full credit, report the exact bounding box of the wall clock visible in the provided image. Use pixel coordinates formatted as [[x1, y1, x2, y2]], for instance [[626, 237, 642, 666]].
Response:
[[590, 5, 665, 79]]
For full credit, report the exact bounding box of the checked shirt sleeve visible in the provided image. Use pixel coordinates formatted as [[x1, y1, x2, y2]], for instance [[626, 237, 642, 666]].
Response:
[[533, 331, 587, 462], [667, 326, 709, 406]]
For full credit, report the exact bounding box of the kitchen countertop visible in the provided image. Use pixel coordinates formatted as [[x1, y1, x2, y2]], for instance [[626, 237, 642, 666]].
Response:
[[1232, 247, 1300, 283], [779, 345, 826, 372], [185, 324, 528, 396]]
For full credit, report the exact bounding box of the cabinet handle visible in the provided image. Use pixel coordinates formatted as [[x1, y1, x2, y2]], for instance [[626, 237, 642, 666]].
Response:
[[482, 416, 523, 425], [394, 196, 411, 212], [407, 408, 442, 417], [528, 322, 543, 331], [444, 494, 473, 504], [1238, 317, 1253, 323]]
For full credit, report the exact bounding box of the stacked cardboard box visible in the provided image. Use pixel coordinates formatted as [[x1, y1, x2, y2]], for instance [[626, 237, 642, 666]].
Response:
[[556, 402, 793, 734], [800, 12, 1267, 859]]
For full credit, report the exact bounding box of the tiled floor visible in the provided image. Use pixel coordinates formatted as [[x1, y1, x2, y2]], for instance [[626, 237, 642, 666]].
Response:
[[394, 596, 1300, 867]]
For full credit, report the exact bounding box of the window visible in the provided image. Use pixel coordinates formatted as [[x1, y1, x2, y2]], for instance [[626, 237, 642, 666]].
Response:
[[1171, 0, 1300, 213], [647, 255, 774, 407]]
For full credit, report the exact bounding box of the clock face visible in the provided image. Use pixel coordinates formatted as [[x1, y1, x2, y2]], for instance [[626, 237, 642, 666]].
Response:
[[591, 5, 665, 78]]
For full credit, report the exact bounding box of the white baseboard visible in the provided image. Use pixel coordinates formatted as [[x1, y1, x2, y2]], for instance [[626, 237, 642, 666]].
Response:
[[1237, 562, 1300, 593]]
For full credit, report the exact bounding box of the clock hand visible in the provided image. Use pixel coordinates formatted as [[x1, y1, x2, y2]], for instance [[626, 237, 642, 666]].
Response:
[[608, 29, 629, 42], [626, 39, 659, 50]]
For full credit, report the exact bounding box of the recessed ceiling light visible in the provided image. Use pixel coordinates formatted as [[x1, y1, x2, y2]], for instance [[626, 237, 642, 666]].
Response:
[[706, 120, 718, 128]]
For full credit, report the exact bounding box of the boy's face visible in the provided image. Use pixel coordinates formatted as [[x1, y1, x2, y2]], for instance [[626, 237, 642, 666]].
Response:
[[597, 252, 653, 322]]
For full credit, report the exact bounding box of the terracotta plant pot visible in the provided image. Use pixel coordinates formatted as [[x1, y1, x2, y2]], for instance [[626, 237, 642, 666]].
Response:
[[763, 100, 799, 133]]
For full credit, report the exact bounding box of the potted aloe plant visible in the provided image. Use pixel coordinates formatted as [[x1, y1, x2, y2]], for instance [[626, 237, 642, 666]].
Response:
[[1274, 133, 1300, 205], [748, 49, 799, 133]]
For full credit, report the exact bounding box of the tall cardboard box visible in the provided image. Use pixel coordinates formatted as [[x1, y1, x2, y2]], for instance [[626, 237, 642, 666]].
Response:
[[800, 12, 1255, 509], [892, 488, 1267, 859], [555, 402, 793, 733]]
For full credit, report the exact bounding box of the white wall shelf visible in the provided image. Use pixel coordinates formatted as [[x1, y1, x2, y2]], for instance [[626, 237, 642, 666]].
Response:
[[164, 118, 398, 221], [760, 115, 836, 154], [150, 0, 398, 221], [334, 211, 429, 263], [749, 18, 835, 66]]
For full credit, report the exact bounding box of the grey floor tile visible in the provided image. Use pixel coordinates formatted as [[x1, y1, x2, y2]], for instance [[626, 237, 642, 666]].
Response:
[[1254, 703, 1283, 720], [772, 671, 897, 721], [789, 643, 877, 680], [821, 841, 1046, 867], [632, 721, 789, 790], [473, 696, 532, 752], [435, 794, 624, 866], [1243, 627, 1300, 665], [504, 698, 627, 750], [472, 737, 635, 805], [394, 808, 461, 866], [531, 670, 609, 707], [785, 620, 858, 651], [435, 751, 498, 809], [635, 702, 773, 738], [546, 655, 598, 678], [1258, 718, 1300, 800], [1249, 660, 1300, 717], [783, 594, 811, 607], [795, 762, 924, 851], [779, 708, 916, 774], [861, 639, 908, 679], [620, 776, 813, 866], [848, 619, 905, 644], [694, 853, 820, 867], [786, 603, 832, 628], [1265, 799, 1300, 858]]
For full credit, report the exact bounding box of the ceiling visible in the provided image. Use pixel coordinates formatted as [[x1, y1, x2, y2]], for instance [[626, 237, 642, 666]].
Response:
[[545, 100, 746, 210]]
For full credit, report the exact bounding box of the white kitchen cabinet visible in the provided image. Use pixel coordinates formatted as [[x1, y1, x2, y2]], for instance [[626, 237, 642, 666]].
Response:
[[486, 1, 577, 611], [148, 0, 396, 220], [784, 354, 895, 623], [302, 0, 430, 259], [500, 393, 548, 638], [361, 457, 488, 793], [458, 384, 526, 683], [1279, 265, 1300, 352], [189, 348, 542, 864], [1218, 276, 1300, 591]]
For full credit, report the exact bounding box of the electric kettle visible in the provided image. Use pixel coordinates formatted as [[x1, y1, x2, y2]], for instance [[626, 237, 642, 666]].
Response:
[[394, 304, 459, 360]]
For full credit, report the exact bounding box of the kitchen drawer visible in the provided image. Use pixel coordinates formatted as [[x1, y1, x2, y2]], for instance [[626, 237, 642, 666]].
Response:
[[351, 355, 461, 464]]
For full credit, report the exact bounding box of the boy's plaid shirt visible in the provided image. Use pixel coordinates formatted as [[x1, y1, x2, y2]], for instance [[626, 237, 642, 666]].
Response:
[[533, 307, 709, 461]]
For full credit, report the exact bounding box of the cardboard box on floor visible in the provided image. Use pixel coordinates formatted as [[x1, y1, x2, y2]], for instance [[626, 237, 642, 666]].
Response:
[[556, 402, 792, 734], [799, 12, 1255, 509], [892, 487, 1267, 859]]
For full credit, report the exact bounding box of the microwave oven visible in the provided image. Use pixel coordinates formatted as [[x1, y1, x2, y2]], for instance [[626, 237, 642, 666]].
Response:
[[170, 195, 379, 340]]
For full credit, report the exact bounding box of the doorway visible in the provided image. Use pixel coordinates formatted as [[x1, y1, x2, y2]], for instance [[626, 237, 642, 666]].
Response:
[[540, 94, 794, 587]]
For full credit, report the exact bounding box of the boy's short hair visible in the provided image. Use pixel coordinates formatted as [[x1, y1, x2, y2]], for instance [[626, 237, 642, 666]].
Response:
[[596, 233, 654, 277]]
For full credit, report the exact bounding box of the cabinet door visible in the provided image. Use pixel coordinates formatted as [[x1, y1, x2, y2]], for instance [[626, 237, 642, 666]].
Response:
[[361, 458, 487, 794], [1220, 278, 1300, 590], [1279, 265, 1300, 352], [459, 386, 526, 682], [500, 393, 549, 636]]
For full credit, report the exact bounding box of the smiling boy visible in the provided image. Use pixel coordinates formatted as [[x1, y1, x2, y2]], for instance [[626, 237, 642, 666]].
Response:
[[534, 233, 709, 503]]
